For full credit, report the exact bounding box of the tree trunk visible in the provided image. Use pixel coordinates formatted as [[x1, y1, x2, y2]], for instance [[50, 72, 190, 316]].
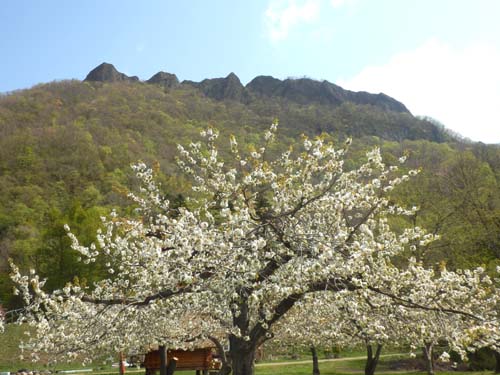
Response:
[[494, 350, 500, 374], [229, 336, 257, 375], [159, 345, 167, 375], [119, 352, 126, 375], [166, 357, 177, 375], [311, 345, 320, 375], [365, 344, 382, 375], [422, 343, 434, 375], [218, 360, 232, 375]]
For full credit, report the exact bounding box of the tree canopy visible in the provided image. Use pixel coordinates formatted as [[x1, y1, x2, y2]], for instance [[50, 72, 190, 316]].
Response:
[[1, 80, 499, 309], [10, 125, 499, 375]]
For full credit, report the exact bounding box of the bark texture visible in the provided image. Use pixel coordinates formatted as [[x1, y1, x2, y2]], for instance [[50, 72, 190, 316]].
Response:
[[229, 337, 256, 375], [365, 344, 382, 375], [119, 352, 126, 375], [159, 345, 167, 375], [311, 345, 320, 375], [166, 357, 177, 375], [422, 343, 434, 375]]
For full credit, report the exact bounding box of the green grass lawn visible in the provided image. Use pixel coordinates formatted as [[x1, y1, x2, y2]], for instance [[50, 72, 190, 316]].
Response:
[[0, 324, 494, 375], [65, 361, 493, 375], [254, 356, 491, 375], [0, 324, 114, 372], [0, 324, 39, 371]]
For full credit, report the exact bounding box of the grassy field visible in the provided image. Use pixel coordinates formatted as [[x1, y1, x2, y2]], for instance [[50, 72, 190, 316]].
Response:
[[0, 324, 494, 375], [35, 360, 492, 375], [0, 324, 112, 372], [0, 324, 366, 373]]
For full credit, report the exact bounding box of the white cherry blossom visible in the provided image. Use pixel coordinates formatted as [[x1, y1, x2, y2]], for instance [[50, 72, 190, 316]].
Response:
[[10, 122, 498, 375]]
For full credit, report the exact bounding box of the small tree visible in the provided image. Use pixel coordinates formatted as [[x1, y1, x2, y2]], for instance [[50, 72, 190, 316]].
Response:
[[391, 262, 498, 375], [272, 290, 395, 375], [271, 256, 497, 375], [11, 123, 495, 375], [456, 285, 500, 373]]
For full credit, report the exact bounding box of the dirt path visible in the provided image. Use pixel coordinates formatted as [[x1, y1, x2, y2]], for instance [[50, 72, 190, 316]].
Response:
[[255, 353, 404, 367], [57, 353, 406, 375]]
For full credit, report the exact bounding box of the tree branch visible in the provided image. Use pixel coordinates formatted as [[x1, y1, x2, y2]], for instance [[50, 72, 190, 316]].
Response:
[[367, 286, 483, 321], [81, 287, 191, 306]]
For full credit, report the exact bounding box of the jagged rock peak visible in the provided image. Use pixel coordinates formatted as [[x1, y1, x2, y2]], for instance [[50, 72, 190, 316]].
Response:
[[246, 76, 283, 95], [225, 72, 241, 82], [247, 75, 410, 114], [82, 64, 409, 113], [147, 71, 179, 88], [194, 72, 246, 101], [84, 62, 139, 83]]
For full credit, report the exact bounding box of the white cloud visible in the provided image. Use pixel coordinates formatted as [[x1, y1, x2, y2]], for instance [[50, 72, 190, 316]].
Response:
[[338, 38, 500, 143], [264, 0, 321, 42]]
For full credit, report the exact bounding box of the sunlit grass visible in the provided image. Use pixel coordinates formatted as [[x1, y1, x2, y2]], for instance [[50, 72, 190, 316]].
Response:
[[0, 324, 494, 375]]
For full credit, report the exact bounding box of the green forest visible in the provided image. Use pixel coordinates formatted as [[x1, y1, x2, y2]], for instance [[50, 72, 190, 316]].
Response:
[[1, 78, 499, 310]]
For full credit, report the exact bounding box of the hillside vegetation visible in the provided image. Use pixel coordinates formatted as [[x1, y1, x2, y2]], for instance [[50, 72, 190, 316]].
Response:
[[0, 77, 499, 309]]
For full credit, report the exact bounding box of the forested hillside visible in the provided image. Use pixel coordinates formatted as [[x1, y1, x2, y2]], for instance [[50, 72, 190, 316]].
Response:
[[0, 74, 499, 310]]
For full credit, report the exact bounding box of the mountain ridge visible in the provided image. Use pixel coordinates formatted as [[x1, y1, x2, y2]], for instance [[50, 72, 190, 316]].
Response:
[[2, 66, 498, 313], [84, 62, 410, 114], [84, 63, 139, 83]]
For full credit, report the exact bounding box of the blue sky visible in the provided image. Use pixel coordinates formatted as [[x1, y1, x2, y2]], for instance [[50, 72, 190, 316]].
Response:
[[1, 0, 500, 142]]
